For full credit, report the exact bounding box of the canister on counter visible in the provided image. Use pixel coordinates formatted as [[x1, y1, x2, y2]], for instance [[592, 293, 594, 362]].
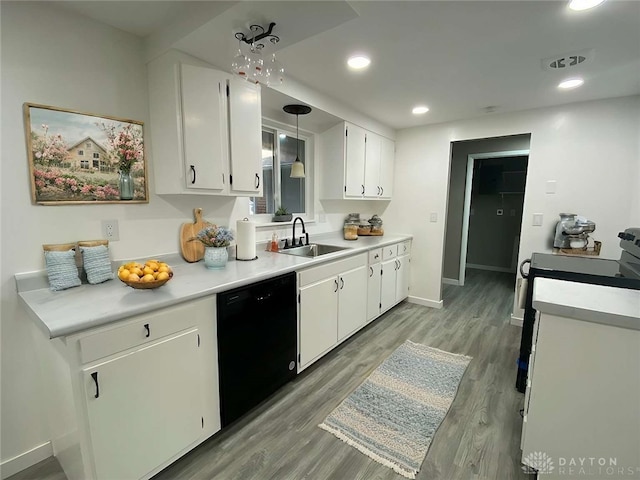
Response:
[[344, 222, 358, 240], [368, 214, 384, 235]]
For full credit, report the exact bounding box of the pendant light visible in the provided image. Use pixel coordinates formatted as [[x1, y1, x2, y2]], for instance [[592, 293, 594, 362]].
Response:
[[283, 104, 312, 178]]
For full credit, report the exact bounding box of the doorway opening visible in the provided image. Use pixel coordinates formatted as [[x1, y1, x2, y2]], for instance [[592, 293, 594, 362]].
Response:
[[443, 134, 531, 288], [460, 151, 529, 285]]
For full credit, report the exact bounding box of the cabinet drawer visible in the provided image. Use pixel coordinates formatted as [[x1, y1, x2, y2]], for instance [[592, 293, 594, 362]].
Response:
[[79, 300, 204, 364], [382, 244, 398, 260], [368, 248, 383, 264], [298, 253, 367, 287], [398, 240, 411, 256]]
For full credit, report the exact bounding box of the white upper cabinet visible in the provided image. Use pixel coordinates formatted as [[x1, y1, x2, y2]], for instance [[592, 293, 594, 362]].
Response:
[[320, 121, 395, 200], [148, 50, 262, 196], [344, 123, 367, 197], [228, 76, 263, 195], [180, 64, 228, 192]]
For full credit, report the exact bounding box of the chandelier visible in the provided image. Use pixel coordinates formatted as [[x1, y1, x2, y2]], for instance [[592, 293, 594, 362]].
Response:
[[231, 22, 284, 86]]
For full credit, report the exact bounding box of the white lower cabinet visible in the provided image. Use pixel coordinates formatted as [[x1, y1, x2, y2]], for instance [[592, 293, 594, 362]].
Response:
[[84, 330, 202, 480], [298, 253, 368, 371], [44, 296, 220, 480], [379, 241, 411, 314], [367, 261, 382, 322]]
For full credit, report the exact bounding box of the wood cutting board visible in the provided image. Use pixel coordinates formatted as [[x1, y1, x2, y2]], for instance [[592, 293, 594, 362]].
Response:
[[180, 208, 211, 262]]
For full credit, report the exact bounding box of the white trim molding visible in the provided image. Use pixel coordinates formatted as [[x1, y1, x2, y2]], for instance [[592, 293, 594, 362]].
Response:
[[1, 442, 52, 479], [442, 277, 461, 286], [408, 296, 444, 309], [510, 314, 524, 327]]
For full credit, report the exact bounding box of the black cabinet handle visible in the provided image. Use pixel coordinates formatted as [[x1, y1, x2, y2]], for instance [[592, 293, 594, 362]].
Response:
[[334, 279, 339, 292], [144, 323, 150, 338], [340, 277, 344, 290], [377, 186, 381, 195], [397, 259, 401, 270], [91, 372, 99, 398], [361, 184, 365, 195], [255, 173, 260, 189], [190, 165, 196, 184], [374, 254, 379, 259], [255, 293, 272, 302], [381, 187, 384, 196], [369, 266, 373, 277]]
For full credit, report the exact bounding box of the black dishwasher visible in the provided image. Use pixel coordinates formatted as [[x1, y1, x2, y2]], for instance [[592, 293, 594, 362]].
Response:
[[217, 272, 297, 427]]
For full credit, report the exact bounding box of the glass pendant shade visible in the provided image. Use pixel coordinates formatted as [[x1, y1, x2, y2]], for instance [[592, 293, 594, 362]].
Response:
[[283, 104, 312, 179], [290, 158, 305, 178]]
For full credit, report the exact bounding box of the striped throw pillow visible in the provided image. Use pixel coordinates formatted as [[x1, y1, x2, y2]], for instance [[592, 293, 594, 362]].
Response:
[[80, 245, 114, 284], [44, 249, 81, 291]]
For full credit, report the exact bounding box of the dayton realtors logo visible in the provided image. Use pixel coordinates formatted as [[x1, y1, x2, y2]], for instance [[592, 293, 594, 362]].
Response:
[[522, 451, 555, 474]]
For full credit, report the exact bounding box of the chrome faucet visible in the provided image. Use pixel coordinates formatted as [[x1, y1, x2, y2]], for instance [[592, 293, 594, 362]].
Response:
[[290, 217, 309, 248]]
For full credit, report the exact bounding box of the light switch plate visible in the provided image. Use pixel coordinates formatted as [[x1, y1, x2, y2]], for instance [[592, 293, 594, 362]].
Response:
[[430, 212, 438, 223], [532, 214, 543, 226], [545, 180, 557, 194]]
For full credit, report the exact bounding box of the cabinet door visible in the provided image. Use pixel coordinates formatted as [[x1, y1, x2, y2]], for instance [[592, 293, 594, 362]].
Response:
[[379, 137, 395, 199], [344, 123, 366, 197], [299, 277, 339, 368], [364, 132, 381, 198], [396, 254, 410, 302], [380, 258, 398, 312], [337, 265, 368, 341], [180, 64, 227, 191], [367, 263, 382, 322], [83, 329, 202, 480], [228, 77, 263, 195]]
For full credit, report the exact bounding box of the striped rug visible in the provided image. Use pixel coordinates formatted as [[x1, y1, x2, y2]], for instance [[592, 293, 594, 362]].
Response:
[[319, 340, 472, 479]]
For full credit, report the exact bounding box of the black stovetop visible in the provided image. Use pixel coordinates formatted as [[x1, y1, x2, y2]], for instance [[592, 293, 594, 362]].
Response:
[[530, 252, 640, 290]]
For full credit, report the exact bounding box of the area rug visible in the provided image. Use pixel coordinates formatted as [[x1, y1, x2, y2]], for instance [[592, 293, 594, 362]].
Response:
[[318, 340, 472, 479]]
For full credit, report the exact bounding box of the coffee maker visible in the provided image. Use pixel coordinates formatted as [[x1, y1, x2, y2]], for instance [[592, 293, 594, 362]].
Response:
[[553, 213, 596, 249]]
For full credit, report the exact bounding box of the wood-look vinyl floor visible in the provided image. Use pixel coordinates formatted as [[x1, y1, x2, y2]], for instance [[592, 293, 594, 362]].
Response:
[[8, 269, 533, 480]]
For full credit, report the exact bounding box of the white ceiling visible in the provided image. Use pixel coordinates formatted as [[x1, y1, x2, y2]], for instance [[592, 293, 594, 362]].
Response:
[[51, 0, 640, 131]]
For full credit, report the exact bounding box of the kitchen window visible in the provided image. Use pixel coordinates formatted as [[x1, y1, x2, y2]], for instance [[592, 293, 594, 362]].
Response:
[[250, 124, 312, 219]]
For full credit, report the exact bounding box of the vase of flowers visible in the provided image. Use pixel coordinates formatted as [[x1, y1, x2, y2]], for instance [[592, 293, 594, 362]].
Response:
[[191, 225, 234, 269], [100, 123, 144, 200]]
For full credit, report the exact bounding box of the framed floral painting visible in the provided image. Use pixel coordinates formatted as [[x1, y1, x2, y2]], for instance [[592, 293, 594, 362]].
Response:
[[23, 103, 149, 204]]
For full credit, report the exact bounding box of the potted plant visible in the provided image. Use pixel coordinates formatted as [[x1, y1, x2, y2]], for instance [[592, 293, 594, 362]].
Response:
[[273, 206, 293, 222], [191, 225, 234, 269]]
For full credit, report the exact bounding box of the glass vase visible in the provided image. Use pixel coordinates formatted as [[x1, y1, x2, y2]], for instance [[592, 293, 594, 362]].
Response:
[[119, 171, 134, 200], [204, 246, 228, 269]]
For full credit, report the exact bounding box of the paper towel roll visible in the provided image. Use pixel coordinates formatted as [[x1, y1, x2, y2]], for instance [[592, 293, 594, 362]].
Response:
[[236, 219, 256, 260]]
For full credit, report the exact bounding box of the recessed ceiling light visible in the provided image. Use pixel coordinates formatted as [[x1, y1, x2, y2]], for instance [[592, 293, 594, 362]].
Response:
[[347, 55, 371, 70], [558, 78, 584, 89], [568, 0, 605, 11], [412, 105, 429, 115]]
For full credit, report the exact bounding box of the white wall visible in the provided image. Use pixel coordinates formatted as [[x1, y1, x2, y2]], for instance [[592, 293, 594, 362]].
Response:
[[385, 95, 640, 309]]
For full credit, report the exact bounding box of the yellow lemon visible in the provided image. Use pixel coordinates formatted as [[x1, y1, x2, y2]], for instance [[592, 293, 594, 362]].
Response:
[[127, 273, 140, 282], [118, 269, 130, 281], [141, 274, 155, 282], [130, 267, 143, 277], [157, 271, 170, 281], [146, 261, 159, 271], [143, 266, 155, 276], [158, 265, 170, 274], [152, 271, 159, 279]]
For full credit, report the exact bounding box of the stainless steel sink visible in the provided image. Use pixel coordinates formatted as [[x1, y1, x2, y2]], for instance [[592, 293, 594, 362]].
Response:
[[278, 243, 349, 258]]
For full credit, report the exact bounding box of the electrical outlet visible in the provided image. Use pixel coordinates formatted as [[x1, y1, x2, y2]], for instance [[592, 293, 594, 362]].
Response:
[[102, 220, 119, 241], [533, 213, 544, 226], [429, 212, 438, 223]]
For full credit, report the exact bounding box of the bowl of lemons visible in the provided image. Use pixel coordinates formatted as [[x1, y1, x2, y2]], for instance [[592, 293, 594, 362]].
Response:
[[118, 259, 173, 289]]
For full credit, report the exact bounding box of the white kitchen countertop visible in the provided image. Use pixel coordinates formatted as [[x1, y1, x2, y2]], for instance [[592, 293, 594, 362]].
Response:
[[533, 277, 640, 330], [16, 232, 411, 339]]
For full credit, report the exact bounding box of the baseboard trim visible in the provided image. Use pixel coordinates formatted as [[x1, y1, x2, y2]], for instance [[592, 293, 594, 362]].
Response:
[[408, 296, 444, 309], [510, 314, 523, 327], [467, 263, 515, 274], [442, 278, 460, 286], [1, 442, 52, 479]]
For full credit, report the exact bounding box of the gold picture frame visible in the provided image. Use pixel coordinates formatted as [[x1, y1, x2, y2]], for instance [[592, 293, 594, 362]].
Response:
[[23, 103, 149, 205]]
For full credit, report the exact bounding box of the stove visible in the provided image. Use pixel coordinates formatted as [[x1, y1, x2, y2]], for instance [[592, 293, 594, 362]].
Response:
[[515, 227, 640, 393]]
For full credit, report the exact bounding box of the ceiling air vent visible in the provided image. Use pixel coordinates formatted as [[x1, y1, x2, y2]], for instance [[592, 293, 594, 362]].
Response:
[[542, 49, 593, 71]]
